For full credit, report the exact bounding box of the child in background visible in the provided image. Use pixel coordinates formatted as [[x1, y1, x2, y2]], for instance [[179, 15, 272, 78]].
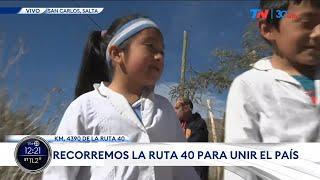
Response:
[[225, 0, 320, 179], [43, 14, 200, 180]]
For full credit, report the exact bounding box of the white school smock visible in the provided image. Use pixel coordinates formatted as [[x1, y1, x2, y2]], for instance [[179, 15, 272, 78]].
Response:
[[42, 82, 200, 180], [224, 57, 320, 180]]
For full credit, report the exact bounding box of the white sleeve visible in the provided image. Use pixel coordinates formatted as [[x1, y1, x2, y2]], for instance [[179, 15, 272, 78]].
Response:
[[158, 97, 200, 180], [165, 101, 200, 180], [167, 99, 186, 142], [224, 78, 262, 180], [225, 78, 262, 143], [170, 109, 201, 180], [42, 101, 86, 180]]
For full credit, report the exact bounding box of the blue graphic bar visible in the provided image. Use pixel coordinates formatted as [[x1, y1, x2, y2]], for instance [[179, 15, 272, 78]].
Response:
[[0, 7, 21, 14]]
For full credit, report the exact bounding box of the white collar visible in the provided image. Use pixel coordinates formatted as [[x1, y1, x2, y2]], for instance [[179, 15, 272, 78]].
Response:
[[252, 57, 320, 105], [251, 56, 273, 71], [93, 82, 156, 131], [94, 82, 154, 99], [251, 57, 301, 87]]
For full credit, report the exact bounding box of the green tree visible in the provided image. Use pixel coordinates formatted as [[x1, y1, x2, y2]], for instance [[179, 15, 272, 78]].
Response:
[[170, 22, 272, 104]]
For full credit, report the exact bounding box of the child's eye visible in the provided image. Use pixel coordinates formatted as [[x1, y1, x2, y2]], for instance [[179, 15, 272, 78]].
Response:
[[159, 50, 165, 56], [301, 22, 316, 29], [145, 43, 155, 50], [144, 43, 164, 56], [298, 19, 318, 29]]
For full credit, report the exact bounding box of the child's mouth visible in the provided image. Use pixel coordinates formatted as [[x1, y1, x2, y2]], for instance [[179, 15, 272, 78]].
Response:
[[149, 66, 160, 72], [305, 45, 320, 51]]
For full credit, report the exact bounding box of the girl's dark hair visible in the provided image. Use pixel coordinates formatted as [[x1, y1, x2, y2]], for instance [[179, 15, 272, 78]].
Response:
[[74, 14, 148, 99]]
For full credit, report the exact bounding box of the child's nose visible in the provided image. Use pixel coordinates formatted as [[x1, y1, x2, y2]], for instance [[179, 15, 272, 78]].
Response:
[[310, 24, 320, 44], [154, 53, 164, 61]]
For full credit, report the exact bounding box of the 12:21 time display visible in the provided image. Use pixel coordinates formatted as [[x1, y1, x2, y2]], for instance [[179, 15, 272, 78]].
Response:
[[24, 147, 41, 155]]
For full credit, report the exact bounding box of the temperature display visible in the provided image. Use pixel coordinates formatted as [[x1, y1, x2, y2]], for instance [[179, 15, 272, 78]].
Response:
[[15, 136, 51, 173]]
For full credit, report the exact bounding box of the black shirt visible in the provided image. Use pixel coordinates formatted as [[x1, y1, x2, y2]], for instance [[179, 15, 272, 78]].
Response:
[[187, 113, 209, 142]]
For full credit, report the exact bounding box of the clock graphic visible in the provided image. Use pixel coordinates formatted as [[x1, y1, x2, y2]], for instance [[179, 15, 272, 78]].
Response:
[[14, 135, 52, 173]]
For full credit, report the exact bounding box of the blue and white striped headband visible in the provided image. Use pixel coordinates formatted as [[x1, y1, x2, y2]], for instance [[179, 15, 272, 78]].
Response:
[[105, 18, 159, 66]]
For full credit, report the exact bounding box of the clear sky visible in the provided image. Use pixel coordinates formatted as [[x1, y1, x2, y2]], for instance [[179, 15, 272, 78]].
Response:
[[0, 0, 259, 119]]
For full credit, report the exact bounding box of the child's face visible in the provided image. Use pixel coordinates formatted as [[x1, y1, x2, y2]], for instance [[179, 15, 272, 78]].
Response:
[[270, 1, 320, 66], [124, 28, 164, 87]]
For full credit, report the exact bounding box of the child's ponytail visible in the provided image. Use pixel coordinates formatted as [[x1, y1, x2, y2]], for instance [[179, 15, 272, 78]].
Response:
[[74, 30, 109, 99]]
